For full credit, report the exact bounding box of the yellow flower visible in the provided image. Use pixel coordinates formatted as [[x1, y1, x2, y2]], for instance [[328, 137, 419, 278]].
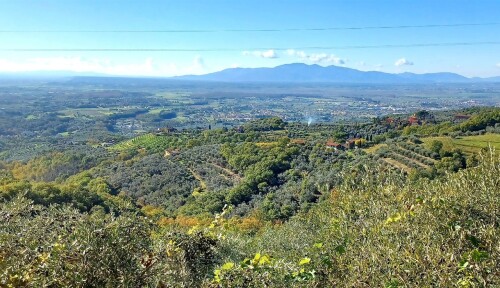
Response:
[[39, 252, 50, 263], [299, 257, 311, 266]]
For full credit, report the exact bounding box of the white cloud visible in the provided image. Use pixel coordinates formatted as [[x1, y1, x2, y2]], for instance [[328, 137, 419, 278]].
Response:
[[286, 49, 345, 65], [262, 50, 278, 59], [496, 62, 500, 68], [0, 56, 209, 76], [242, 49, 278, 59], [395, 58, 414, 67]]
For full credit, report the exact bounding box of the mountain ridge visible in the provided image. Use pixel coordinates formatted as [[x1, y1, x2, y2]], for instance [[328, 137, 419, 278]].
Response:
[[174, 63, 498, 83]]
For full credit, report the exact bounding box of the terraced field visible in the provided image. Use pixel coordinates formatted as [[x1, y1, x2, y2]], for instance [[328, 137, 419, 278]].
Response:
[[367, 133, 500, 173], [369, 141, 436, 173]]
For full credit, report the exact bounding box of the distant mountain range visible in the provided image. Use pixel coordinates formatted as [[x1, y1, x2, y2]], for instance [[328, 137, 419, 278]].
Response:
[[174, 63, 500, 83], [1, 63, 500, 83]]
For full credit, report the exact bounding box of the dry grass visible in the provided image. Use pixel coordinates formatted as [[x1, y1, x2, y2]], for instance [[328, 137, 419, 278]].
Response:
[[363, 143, 388, 154]]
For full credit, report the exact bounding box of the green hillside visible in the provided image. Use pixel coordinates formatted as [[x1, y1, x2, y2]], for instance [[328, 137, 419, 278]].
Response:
[[1, 150, 498, 287]]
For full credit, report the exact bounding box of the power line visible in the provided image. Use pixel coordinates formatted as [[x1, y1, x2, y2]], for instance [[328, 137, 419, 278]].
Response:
[[1, 41, 500, 52], [0, 23, 498, 33]]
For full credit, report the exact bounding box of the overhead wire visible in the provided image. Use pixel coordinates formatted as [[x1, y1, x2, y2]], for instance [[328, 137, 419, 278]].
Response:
[[1, 41, 499, 52], [0, 22, 498, 33]]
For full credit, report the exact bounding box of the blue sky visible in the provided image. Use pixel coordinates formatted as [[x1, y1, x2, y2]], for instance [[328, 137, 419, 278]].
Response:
[[0, 0, 499, 77]]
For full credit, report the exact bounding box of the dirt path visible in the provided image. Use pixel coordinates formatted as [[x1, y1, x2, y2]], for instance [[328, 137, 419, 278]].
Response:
[[187, 167, 207, 190], [209, 163, 242, 181]]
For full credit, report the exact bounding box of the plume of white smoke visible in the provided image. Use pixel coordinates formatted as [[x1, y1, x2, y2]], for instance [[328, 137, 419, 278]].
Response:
[[307, 116, 314, 126]]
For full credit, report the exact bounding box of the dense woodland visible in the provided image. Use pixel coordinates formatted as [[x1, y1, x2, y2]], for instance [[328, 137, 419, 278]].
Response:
[[1, 93, 499, 286]]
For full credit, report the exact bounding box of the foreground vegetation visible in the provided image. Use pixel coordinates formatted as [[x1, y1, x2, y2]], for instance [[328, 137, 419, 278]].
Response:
[[1, 150, 498, 287]]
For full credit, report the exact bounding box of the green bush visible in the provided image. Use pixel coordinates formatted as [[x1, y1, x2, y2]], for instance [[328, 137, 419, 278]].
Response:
[[0, 198, 224, 287], [214, 150, 499, 287]]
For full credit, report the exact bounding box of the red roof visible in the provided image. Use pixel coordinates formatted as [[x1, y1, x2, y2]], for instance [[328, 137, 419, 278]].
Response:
[[408, 116, 419, 124]]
